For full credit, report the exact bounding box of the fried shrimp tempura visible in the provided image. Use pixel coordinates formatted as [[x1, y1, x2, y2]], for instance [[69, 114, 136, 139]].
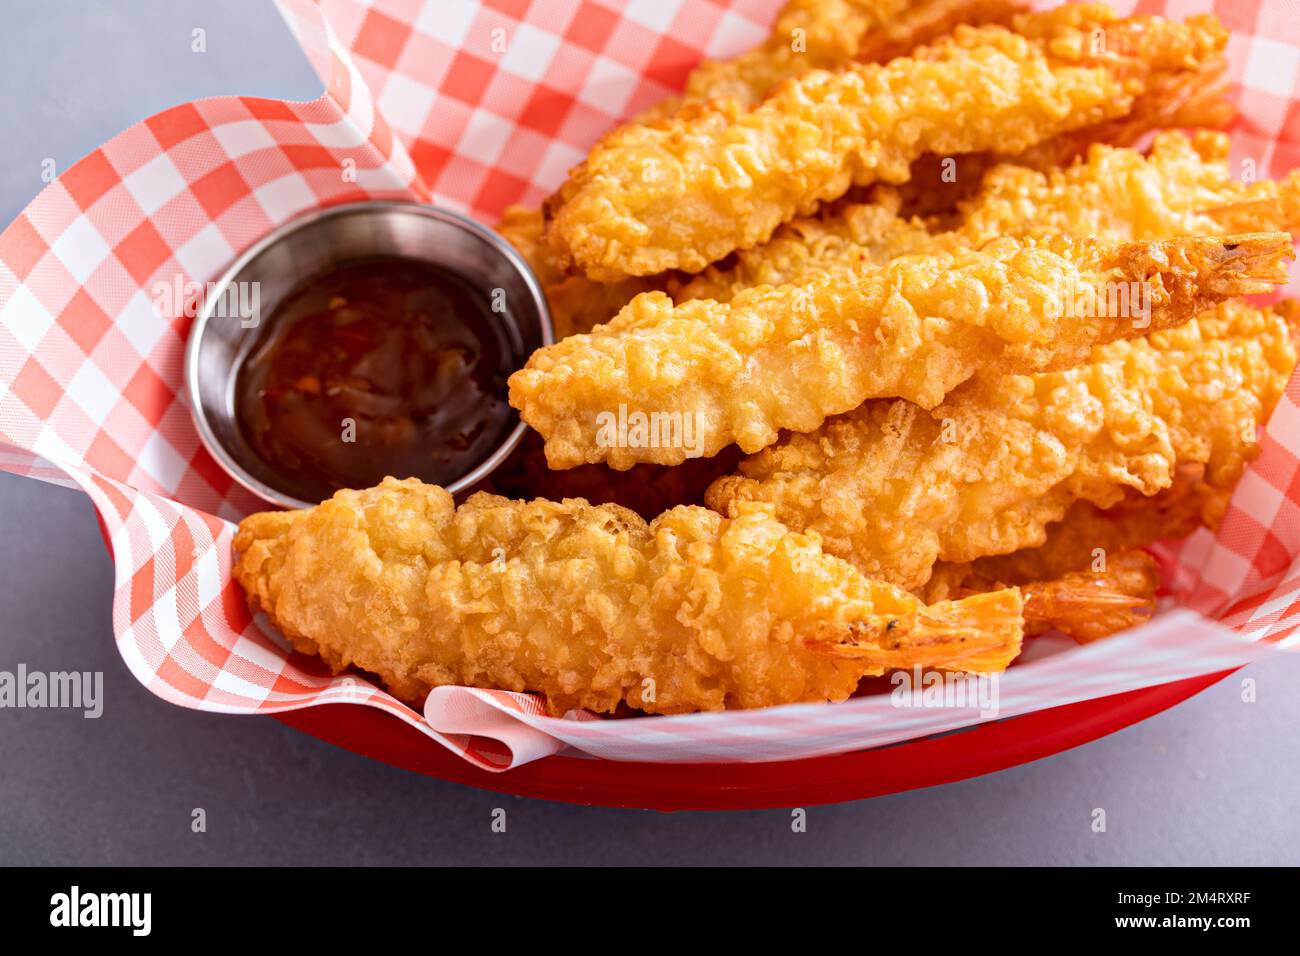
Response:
[[956, 131, 1300, 248], [498, 2, 1026, 338], [232, 478, 1024, 715], [662, 0, 1025, 114], [517, 129, 1298, 340], [649, 0, 907, 116], [672, 132, 1300, 307], [892, 11, 1232, 218], [707, 300, 1299, 591], [495, 2, 1025, 338], [545, 5, 1227, 279], [510, 233, 1292, 469]]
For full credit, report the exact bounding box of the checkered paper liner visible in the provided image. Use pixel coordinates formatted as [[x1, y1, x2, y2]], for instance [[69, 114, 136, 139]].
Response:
[[2, 0, 1300, 771]]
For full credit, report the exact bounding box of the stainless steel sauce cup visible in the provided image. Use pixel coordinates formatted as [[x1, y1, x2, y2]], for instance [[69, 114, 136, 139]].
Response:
[[183, 201, 552, 509]]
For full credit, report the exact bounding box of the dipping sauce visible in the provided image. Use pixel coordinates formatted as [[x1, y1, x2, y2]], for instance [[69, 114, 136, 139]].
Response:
[[234, 256, 517, 503]]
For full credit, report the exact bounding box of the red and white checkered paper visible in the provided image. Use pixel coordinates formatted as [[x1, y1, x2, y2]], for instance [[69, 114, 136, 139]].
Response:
[[2, 0, 1300, 772]]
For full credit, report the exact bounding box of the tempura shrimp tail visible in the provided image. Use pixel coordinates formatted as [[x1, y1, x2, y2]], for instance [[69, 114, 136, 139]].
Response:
[[812, 588, 1024, 673], [1121, 231, 1295, 303], [1019, 551, 1160, 643]]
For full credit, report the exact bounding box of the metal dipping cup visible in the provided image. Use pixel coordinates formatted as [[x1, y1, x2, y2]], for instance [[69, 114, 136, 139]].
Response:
[[183, 201, 553, 510]]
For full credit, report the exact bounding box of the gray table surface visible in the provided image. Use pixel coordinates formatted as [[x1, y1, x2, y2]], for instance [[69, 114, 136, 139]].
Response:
[[1, 0, 1297, 866]]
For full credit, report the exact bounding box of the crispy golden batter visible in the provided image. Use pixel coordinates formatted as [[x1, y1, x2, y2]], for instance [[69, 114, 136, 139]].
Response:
[[947, 463, 1230, 588], [497, 3, 1027, 338], [858, 0, 1028, 63], [233, 478, 1024, 715], [673, 132, 1300, 306], [669, 186, 932, 306], [893, 13, 1232, 218], [707, 301, 1298, 590], [496, 206, 662, 340], [510, 233, 1292, 469], [956, 131, 1300, 246], [545, 5, 1227, 279], [920, 464, 1231, 641], [925, 466, 1232, 642], [663, 0, 1025, 114], [919, 469, 1228, 646], [519, 129, 1296, 340], [506, 71, 1243, 338], [654, 0, 907, 115]]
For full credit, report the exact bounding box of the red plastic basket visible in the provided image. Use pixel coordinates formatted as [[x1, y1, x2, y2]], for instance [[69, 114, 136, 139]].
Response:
[[78, 395, 1235, 808], [270, 671, 1232, 810]]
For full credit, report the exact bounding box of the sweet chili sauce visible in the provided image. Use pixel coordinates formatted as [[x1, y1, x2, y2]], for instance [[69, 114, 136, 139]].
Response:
[[234, 256, 517, 503]]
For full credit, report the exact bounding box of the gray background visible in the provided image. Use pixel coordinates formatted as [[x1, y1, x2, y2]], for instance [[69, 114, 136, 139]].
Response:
[[1, 0, 1297, 865]]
